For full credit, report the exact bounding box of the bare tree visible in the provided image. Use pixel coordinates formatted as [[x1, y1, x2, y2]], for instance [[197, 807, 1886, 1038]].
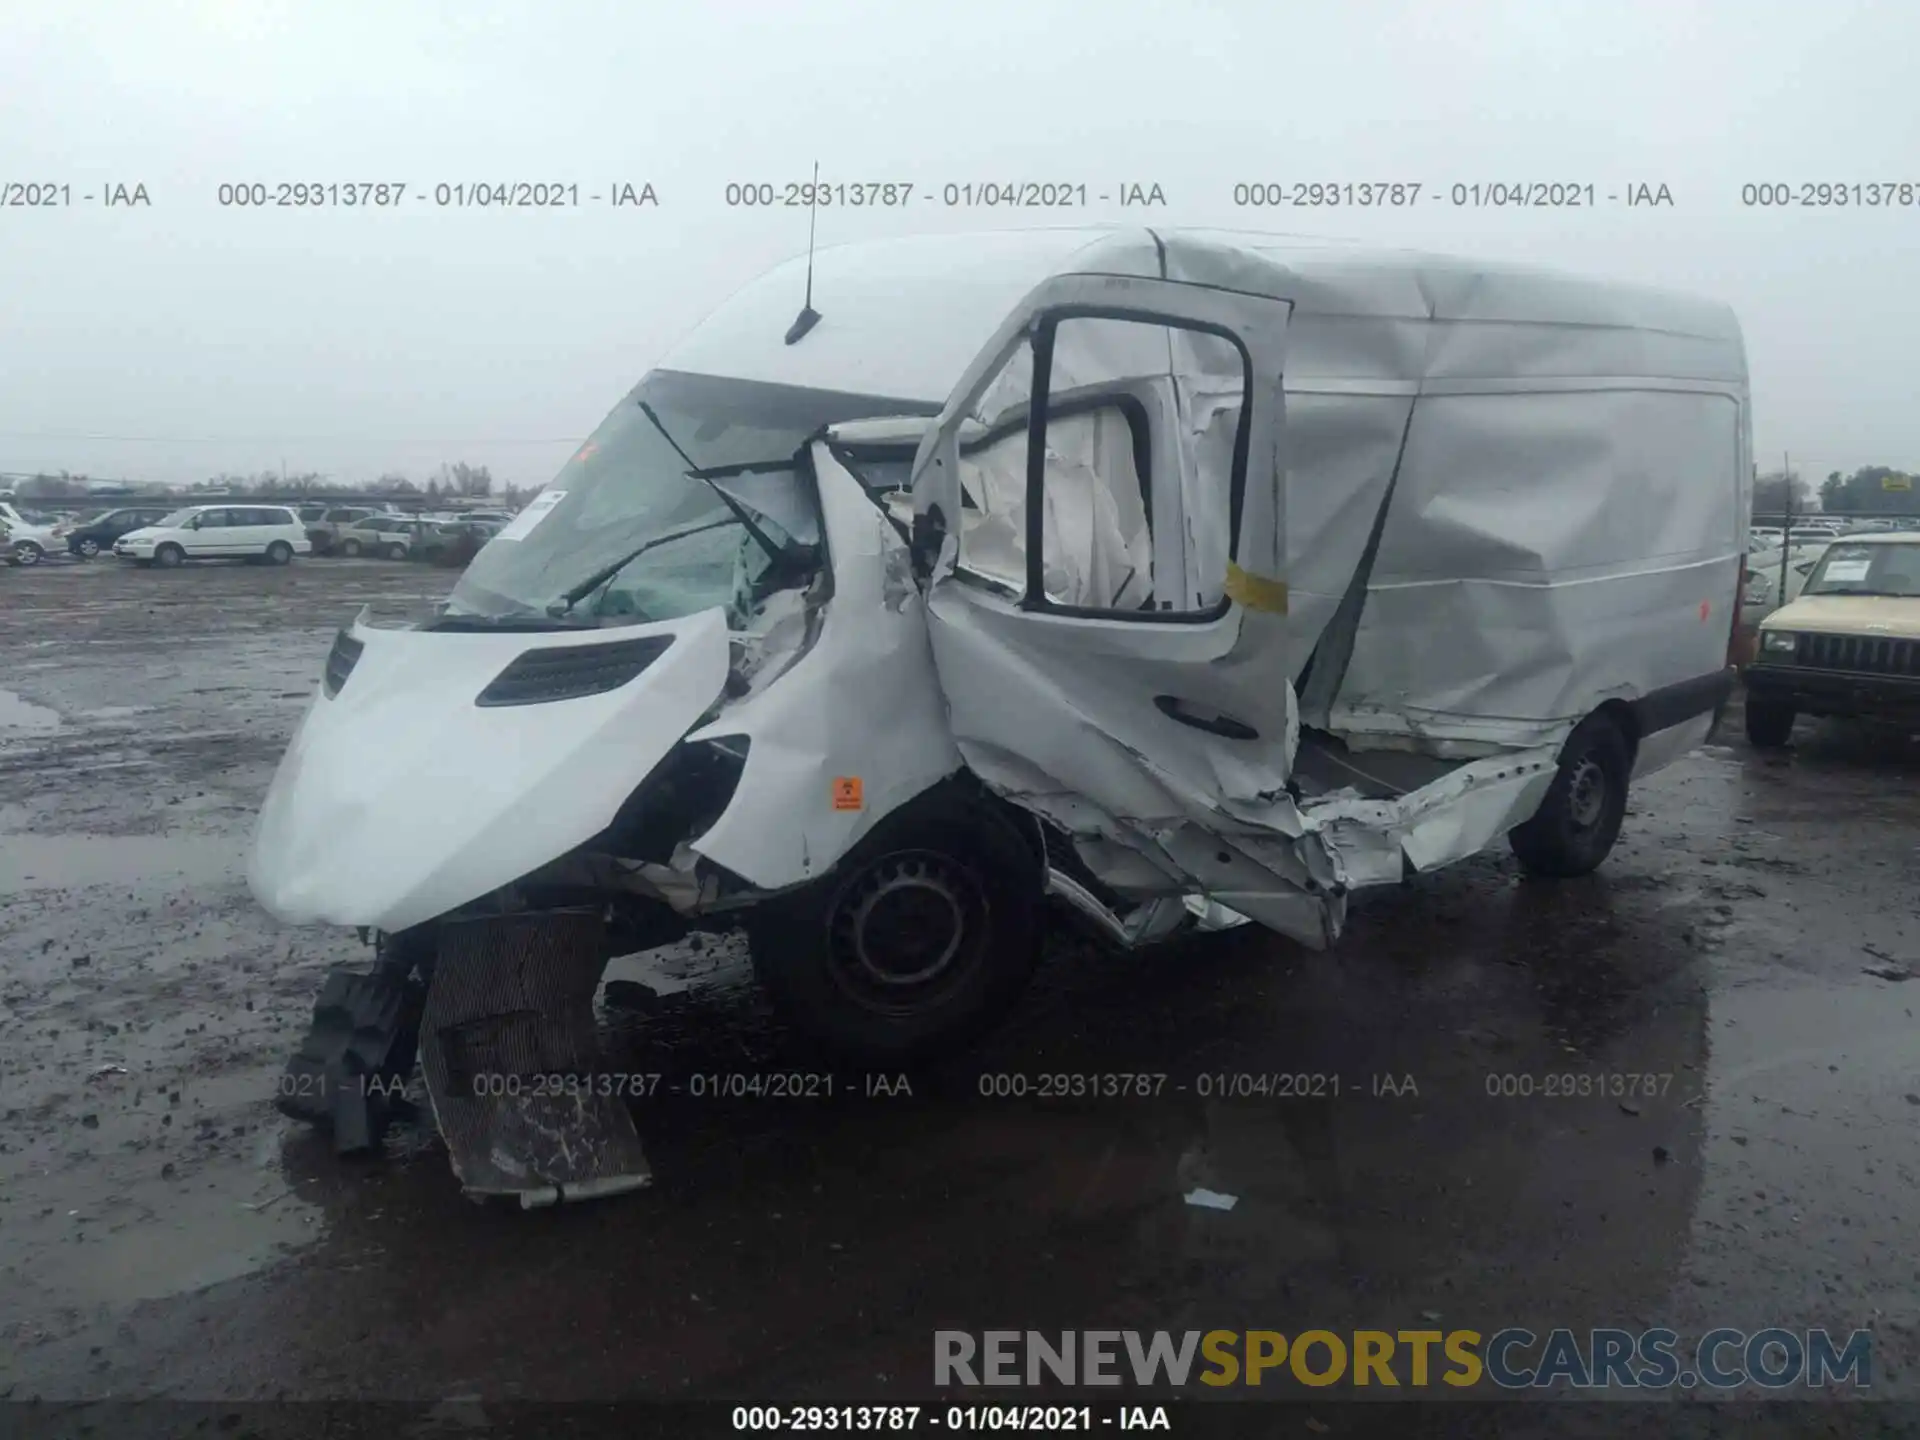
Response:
[[1753, 468, 1810, 515]]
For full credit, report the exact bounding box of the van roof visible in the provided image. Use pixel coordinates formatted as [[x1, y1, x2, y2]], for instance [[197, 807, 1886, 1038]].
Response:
[[658, 226, 1748, 403]]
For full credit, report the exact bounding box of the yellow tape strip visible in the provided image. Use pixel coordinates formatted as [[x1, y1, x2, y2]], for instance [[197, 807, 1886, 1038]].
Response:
[[1224, 563, 1289, 614]]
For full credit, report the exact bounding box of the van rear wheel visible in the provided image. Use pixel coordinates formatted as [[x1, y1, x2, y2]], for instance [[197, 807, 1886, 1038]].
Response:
[[1509, 714, 1631, 879], [744, 787, 1044, 1063]]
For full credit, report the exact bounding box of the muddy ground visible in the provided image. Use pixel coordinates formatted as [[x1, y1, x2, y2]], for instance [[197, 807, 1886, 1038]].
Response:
[[3, 554, 1920, 1436]]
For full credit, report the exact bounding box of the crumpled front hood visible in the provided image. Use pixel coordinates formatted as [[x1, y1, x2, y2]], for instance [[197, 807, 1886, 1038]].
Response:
[[248, 608, 731, 931]]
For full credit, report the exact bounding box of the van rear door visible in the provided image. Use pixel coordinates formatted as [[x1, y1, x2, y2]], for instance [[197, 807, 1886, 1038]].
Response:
[[906, 273, 1349, 948]]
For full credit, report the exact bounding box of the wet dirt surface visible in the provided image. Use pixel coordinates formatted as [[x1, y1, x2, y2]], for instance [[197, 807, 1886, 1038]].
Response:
[[4, 555, 1920, 1436]]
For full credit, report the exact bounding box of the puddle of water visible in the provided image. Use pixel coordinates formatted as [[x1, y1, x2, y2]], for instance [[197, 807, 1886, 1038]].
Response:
[[52, 1146, 324, 1309], [78, 704, 155, 721], [1672, 978, 1920, 1349], [0, 832, 245, 893], [0, 688, 63, 733]]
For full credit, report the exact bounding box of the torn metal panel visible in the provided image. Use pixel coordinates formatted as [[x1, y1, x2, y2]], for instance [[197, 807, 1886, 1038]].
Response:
[[684, 444, 965, 889], [418, 910, 650, 1206], [1298, 742, 1562, 886], [732, 586, 817, 694]]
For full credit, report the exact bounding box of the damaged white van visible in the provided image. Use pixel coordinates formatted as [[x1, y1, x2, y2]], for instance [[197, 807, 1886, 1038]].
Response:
[[249, 227, 1750, 1204]]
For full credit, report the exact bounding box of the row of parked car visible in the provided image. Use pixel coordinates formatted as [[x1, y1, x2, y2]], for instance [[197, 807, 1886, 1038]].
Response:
[[0, 500, 512, 568], [299, 504, 512, 563]]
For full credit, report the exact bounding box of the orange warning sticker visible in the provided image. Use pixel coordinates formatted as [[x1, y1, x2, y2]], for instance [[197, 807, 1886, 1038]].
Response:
[[832, 776, 864, 811]]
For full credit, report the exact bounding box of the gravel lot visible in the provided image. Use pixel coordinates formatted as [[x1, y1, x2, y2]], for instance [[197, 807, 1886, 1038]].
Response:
[[3, 554, 1919, 1436]]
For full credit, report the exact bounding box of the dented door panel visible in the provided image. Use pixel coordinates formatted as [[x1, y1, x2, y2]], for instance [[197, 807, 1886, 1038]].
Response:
[[905, 271, 1592, 947], [907, 274, 1350, 945]]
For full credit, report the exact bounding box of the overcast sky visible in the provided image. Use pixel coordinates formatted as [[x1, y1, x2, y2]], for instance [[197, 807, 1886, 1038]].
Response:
[[2, 0, 1915, 492]]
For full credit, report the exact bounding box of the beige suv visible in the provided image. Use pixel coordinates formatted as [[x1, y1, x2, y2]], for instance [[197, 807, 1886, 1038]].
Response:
[[1744, 534, 1920, 746]]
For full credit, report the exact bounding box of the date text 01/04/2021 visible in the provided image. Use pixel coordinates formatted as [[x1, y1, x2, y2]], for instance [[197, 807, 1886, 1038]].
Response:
[[1227, 181, 1675, 208], [973, 1073, 1421, 1099], [210, 182, 659, 207], [274, 1071, 917, 1101], [720, 181, 1167, 208], [730, 1404, 1169, 1432]]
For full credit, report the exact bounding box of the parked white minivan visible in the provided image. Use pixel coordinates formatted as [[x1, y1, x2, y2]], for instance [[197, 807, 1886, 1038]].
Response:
[[115, 503, 313, 567]]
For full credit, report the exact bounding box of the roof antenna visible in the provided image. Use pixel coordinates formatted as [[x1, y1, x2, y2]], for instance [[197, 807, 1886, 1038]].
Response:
[[784, 159, 823, 345]]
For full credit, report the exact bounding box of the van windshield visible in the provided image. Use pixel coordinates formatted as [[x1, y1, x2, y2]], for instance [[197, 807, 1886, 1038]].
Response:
[[447, 371, 938, 626]]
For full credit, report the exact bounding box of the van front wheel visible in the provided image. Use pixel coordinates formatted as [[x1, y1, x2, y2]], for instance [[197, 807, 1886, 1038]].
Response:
[[1509, 715, 1632, 879], [744, 788, 1044, 1064]]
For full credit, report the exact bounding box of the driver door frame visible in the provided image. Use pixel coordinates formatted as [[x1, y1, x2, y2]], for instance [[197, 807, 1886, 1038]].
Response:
[[906, 272, 1343, 947]]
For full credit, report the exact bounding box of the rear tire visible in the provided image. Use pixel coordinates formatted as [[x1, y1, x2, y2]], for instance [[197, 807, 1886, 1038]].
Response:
[[744, 787, 1045, 1063], [1509, 714, 1632, 879], [339, 539, 362, 558], [153, 543, 184, 569], [266, 541, 293, 565], [1744, 698, 1796, 748], [75, 538, 100, 558], [385, 543, 408, 560]]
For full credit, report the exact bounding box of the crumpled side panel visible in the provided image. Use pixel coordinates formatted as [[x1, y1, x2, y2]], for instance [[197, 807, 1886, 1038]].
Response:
[[1334, 389, 1742, 743], [687, 447, 964, 889]]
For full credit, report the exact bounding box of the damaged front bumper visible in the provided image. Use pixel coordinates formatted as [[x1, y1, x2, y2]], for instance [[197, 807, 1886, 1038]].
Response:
[[280, 908, 652, 1207]]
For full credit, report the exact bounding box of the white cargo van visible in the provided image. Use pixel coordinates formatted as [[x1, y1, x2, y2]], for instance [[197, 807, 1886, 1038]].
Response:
[[249, 228, 1751, 1203]]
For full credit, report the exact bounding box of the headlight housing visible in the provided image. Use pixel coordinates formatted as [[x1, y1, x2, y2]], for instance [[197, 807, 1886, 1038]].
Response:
[[1760, 630, 1799, 655]]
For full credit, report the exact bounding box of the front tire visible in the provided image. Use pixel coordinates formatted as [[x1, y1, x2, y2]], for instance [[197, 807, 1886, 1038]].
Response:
[[338, 538, 362, 558], [12, 541, 43, 567], [744, 787, 1044, 1063], [153, 543, 184, 569], [385, 543, 408, 561], [266, 541, 293, 565], [1744, 697, 1796, 748], [1509, 714, 1632, 879], [74, 538, 100, 558]]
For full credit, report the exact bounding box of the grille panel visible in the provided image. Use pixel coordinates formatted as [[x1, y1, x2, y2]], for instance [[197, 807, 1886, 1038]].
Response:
[[475, 634, 674, 707], [322, 630, 363, 697], [1797, 632, 1920, 677]]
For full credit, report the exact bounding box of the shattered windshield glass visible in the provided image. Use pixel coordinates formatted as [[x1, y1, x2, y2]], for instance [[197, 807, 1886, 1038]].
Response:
[[1802, 541, 1920, 598], [448, 370, 936, 627]]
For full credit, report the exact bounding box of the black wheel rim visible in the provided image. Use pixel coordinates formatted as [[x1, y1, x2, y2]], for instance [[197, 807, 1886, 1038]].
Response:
[[824, 849, 989, 1017]]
